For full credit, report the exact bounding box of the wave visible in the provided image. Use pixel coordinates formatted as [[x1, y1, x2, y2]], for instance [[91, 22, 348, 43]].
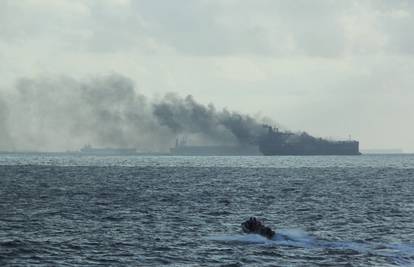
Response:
[[208, 229, 414, 265]]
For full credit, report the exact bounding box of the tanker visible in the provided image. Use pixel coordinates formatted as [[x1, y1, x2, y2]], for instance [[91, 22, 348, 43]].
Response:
[[258, 126, 360, 155]]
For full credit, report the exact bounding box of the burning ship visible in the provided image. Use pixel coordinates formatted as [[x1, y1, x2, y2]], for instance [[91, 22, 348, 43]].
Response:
[[259, 126, 360, 155], [170, 125, 360, 156]]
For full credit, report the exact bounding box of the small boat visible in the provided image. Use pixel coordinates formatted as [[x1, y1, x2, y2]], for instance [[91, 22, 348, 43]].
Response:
[[241, 217, 275, 239]]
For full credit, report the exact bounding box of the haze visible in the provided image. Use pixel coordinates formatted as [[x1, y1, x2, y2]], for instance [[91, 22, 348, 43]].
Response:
[[0, 0, 413, 152]]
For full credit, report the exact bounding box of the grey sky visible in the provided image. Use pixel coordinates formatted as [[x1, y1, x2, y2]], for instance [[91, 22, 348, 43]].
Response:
[[0, 0, 413, 151]]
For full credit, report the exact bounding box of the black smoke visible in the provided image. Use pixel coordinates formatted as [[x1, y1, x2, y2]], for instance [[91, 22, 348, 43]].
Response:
[[0, 74, 268, 152], [153, 94, 265, 146]]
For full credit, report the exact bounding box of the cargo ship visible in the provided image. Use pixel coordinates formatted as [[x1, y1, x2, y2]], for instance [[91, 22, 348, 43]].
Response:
[[259, 126, 360, 155], [170, 139, 261, 156]]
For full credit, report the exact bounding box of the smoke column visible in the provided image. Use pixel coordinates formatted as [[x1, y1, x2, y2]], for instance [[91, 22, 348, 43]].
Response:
[[153, 94, 266, 146], [0, 74, 268, 152]]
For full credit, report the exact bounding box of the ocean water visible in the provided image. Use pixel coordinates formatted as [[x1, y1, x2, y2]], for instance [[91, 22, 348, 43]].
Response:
[[1, 154, 414, 266]]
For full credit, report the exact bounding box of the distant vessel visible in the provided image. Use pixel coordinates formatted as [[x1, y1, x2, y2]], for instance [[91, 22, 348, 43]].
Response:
[[170, 139, 261, 156], [80, 145, 136, 155], [259, 126, 361, 155]]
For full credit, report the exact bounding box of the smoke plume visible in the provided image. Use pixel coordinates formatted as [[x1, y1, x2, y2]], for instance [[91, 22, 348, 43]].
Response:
[[0, 74, 268, 152], [0, 95, 13, 150], [153, 94, 265, 146]]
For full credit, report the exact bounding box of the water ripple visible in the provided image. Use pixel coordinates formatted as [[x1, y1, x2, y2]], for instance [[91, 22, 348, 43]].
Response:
[[0, 157, 414, 266]]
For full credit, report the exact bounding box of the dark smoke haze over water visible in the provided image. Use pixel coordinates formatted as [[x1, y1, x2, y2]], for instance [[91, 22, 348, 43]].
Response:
[[0, 74, 269, 152]]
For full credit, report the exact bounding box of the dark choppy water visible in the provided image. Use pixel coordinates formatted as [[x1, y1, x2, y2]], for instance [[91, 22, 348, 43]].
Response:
[[1, 154, 414, 266]]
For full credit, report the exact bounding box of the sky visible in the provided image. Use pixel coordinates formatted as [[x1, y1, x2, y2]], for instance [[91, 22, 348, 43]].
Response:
[[0, 0, 413, 152]]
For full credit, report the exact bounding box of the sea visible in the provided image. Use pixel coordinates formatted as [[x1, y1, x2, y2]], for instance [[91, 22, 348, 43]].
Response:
[[0, 154, 413, 266]]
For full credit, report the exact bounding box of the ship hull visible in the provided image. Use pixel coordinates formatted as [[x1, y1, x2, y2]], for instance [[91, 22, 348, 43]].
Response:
[[259, 142, 361, 155], [170, 145, 261, 156], [260, 150, 361, 156]]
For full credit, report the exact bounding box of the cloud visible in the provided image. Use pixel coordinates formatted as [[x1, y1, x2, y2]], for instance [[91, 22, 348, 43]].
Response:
[[0, 0, 413, 151], [1, 0, 414, 57]]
